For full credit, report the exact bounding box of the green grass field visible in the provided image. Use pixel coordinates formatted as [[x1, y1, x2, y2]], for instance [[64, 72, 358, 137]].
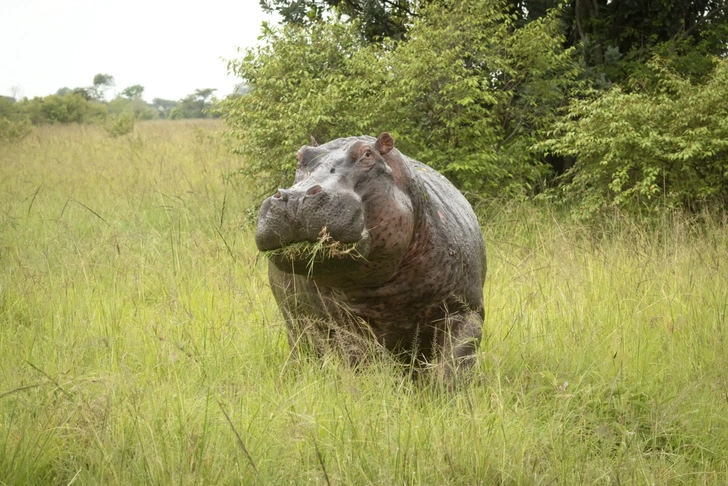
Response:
[[1, 121, 727, 484]]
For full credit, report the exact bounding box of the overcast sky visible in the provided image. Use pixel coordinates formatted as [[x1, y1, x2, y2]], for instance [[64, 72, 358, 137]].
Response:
[[1, 1, 278, 101]]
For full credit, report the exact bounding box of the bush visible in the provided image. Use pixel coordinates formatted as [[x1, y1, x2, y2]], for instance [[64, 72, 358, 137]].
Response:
[[0, 96, 24, 121], [381, 1, 582, 195], [108, 97, 158, 121], [23, 93, 107, 124], [0, 118, 33, 142], [220, 20, 385, 192], [541, 57, 728, 216], [104, 112, 136, 137], [221, 0, 583, 197]]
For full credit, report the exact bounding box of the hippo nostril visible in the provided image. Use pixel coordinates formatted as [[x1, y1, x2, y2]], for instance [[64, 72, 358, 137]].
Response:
[[306, 185, 323, 196], [273, 190, 288, 202]]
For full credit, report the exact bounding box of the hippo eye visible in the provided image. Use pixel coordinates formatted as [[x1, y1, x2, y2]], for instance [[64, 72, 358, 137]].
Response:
[[364, 150, 372, 158]]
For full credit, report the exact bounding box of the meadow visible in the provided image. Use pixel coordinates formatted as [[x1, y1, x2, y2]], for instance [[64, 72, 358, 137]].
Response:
[[1, 121, 727, 484]]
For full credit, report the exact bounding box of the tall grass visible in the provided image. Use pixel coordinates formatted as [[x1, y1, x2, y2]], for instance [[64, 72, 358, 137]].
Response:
[[1, 121, 727, 484]]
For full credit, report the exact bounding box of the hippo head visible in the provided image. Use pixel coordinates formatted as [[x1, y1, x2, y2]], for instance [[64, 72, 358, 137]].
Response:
[[256, 132, 403, 276]]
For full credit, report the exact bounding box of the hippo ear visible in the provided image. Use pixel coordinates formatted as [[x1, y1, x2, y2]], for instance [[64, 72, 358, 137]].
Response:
[[309, 135, 319, 147], [375, 132, 394, 155]]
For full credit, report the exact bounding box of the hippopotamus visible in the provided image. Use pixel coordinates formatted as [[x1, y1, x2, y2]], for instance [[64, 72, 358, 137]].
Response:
[[255, 133, 486, 380]]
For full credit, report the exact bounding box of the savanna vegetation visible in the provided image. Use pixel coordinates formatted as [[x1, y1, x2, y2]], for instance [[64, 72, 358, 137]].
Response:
[[2, 0, 728, 483], [0, 73, 221, 141], [230, 0, 728, 216], [1, 120, 727, 484]]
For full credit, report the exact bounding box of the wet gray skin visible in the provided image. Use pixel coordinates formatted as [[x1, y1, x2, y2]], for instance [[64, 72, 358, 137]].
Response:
[[255, 133, 486, 381]]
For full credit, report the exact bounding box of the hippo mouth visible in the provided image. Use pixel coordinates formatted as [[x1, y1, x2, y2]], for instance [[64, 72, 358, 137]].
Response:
[[261, 227, 371, 274], [255, 182, 371, 274]]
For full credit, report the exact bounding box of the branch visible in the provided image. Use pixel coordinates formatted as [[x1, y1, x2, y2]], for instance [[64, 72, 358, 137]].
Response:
[[380, 0, 418, 18], [574, 0, 586, 42], [496, 121, 522, 150], [679, 4, 728, 40]]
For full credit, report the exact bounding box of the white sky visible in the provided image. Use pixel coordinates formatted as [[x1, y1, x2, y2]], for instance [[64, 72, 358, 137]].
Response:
[[0, 0, 278, 101]]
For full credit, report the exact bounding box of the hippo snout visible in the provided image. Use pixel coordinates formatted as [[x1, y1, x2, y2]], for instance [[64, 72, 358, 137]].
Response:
[[255, 185, 366, 251], [271, 184, 323, 202]]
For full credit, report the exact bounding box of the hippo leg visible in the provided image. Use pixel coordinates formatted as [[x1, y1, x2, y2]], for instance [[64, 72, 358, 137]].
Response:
[[272, 273, 376, 365], [283, 316, 326, 361], [435, 311, 483, 386]]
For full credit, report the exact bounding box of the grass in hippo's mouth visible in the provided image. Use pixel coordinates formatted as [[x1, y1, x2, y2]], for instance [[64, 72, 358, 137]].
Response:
[[261, 227, 364, 271]]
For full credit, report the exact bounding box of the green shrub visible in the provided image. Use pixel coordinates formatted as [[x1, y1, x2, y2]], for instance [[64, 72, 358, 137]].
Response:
[[23, 93, 107, 124], [221, 0, 583, 197], [381, 1, 582, 195], [104, 112, 136, 137], [0, 96, 24, 121], [108, 97, 158, 121], [0, 118, 33, 142], [541, 57, 728, 216], [220, 20, 385, 193]]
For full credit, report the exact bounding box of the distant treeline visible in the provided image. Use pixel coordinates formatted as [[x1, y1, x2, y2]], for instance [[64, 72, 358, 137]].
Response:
[[223, 0, 728, 217], [0, 74, 222, 126]]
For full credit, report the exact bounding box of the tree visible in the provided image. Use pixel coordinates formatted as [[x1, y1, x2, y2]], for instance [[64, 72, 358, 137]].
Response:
[[108, 87, 158, 120], [0, 96, 21, 121], [260, 0, 417, 41], [23, 93, 107, 124], [232, 83, 251, 96], [381, 1, 583, 195], [0, 95, 33, 141], [151, 98, 179, 118], [540, 57, 728, 216], [121, 85, 145, 100], [222, 0, 582, 195], [236, 0, 728, 214], [194, 88, 216, 105], [72, 87, 94, 101], [91, 73, 115, 101], [170, 89, 217, 119], [265, 0, 728, 85], [552, 0, 728, 87]]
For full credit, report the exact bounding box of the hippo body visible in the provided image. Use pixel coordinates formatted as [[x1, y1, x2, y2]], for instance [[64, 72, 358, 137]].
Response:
[[256, 133, 486, 377]]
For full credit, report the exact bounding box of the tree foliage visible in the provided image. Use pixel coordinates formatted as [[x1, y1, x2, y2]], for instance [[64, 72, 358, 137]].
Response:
[[23, 93, 107, 124], [0, 75, 221, 127], [227, 0, 728, 215], [222, 0, 582, 195], [220, 21, 383, 189], [109, 85, 159, 120], [381, 1, 582, 195], [265, 0, 728, 86], [151, 98, 179, 119], [0, 97, 33, 142], [91, 73, 116, 101], [170, 89, 218, 119], [260, 0, 416, 41], [108, 97, 158, 121], [541, 57, 728, 216], [121, 85, 145, 100]]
